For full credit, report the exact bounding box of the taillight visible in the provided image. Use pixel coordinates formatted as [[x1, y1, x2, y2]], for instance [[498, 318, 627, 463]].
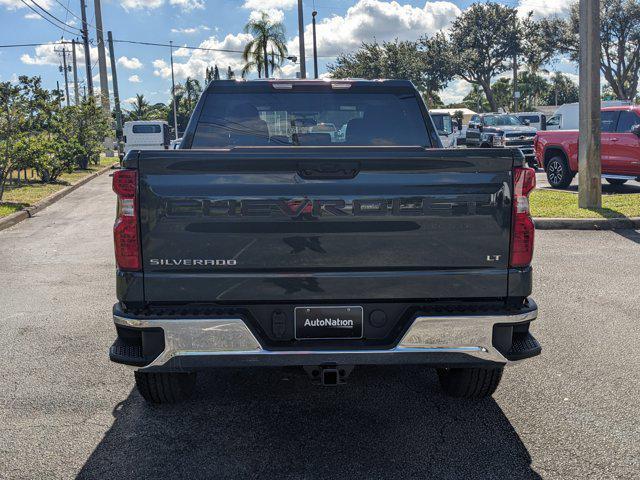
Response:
[[113, 169, 141, 271], [510, 167, 536, 268]]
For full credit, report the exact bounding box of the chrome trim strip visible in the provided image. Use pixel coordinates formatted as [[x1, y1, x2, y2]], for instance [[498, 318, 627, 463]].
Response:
[[114, 308, 537, 370]]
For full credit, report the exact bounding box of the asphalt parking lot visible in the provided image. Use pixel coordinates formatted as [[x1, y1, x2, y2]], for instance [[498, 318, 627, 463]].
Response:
[[535, 170, 640, 193], [0, 173, 639, 479]]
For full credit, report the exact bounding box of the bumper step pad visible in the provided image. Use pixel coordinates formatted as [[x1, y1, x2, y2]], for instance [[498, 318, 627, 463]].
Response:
[[504, 332, 541, 361]]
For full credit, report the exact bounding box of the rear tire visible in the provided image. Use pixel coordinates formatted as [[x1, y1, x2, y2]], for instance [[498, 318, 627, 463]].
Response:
[[437, 367, 503, 399], [605, 178, 628, 186], [134, 371, 197, 404], [545, 155, 573, 188]]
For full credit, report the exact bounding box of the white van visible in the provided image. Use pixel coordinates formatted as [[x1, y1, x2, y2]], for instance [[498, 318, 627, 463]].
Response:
[[546, 100, 631, 130], [516, 112, 547, 130], [123, 121, 171, 155]]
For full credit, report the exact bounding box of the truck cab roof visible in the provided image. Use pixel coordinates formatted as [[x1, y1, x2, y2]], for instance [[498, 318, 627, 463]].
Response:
[[204, 78, 418, 92]]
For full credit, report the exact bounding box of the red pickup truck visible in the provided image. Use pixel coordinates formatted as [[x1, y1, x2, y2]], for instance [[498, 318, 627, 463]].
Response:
[[534, 105, 640, 188]]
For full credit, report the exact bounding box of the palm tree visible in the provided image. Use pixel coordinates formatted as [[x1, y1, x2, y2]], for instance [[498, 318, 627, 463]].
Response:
[[128, 94, 150, 120], [242, 12, 287, 78]]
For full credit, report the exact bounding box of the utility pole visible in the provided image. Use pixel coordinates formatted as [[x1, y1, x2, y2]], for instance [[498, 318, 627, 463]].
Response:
[[59, 47, 71, 107], [297, 0, 306, 79], [56, 81, 62, 109], [93, 0, 113, 157], [311, 10, 318, 79], [107, 31, 123, 150], [512, 54, 518, 113], [71, 39, 80, 105], [79, 0, 93, 96], [578, 0, 602, 209], [170, 41, 179, 140]]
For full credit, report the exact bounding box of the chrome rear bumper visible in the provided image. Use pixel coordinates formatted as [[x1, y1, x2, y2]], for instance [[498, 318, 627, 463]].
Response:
[[112, 306, 538, 371]]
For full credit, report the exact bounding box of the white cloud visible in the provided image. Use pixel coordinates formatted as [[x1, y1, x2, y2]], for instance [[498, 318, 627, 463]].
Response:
[[171, 27, 199, 34], [24, 12, 41, 20], [92, 73, 112, 83], [128, 74, 142, 83], [120, 0, 203, 11], [124, 97, 138, 105], [121, 0, 163, 10], [118, 56, 143, 70], [439, 79, 472, 105], [273, 62, 299, 79], [242, 0, 296, 10], [21, 41, 103, 66], [288, 1, 462, 59], [153, 33, 252, 80], [169, 0, 204, 11], [249, 8, 285, 23], [517, 1, 571, 20], [1, 0, 53, 10]]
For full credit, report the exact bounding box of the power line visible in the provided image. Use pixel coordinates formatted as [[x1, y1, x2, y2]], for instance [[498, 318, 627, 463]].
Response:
[[30, 0, 81, 33], [52, 0, 99, 31], [0, 41, 73, 48], [113, 38, 247, 56], [19, 0, 81, 36]]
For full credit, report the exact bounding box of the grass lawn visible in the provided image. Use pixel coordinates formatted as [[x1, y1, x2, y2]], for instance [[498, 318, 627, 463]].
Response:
[[531, 189, 640, 218], [1, 157, 116, 218]]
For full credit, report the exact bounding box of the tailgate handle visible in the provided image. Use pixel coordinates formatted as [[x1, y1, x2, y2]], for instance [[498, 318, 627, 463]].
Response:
[[297, 162, 360, 179]]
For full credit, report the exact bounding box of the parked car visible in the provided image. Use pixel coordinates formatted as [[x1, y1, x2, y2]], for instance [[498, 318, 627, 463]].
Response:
[[466, 113, 538, 167], [516, 112, 547, 130], [110, 79, 540, 404], [535, 105, 640, 188], [545, 100, 631, 131], [123, 120, 171, 155], [430, 112, 457, 147]]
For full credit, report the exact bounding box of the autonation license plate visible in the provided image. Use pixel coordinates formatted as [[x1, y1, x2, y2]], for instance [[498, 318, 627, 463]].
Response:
[[294, 306, 363, 340]]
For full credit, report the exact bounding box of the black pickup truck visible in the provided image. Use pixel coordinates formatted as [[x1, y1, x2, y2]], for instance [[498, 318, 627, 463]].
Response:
[[110, 79, 540, 404]]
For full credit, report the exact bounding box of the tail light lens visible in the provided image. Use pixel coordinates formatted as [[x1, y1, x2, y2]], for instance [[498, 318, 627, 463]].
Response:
[[113, 169, 141, 271], [510, 167, 536, 268]]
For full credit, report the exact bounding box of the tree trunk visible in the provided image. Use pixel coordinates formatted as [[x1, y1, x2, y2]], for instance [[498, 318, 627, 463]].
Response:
[[481, 80, 498, 112], [263, 42, 269, 78]]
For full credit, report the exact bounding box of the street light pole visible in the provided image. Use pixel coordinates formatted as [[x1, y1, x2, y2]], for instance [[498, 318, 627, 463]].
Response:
[[311, 10, 318, 79], [170, 41, 179, 140], [578, 0, 602, 209], [297, 0, 307, 79]]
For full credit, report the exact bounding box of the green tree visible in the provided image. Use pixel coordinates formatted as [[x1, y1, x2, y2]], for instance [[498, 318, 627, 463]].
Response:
[[126, 94, 150, 121], [447, 2, 521, 111], [226, 66, 235, 79], [0, 81, 28, 199], [184, 77, 202, 113], [462, 85, 490, 112], [329, 38, 454, 107], [75, 96, 111, 167], [517, 72, 552, 110], [242, 12, 287, 78], [560, 0, 640, 101]]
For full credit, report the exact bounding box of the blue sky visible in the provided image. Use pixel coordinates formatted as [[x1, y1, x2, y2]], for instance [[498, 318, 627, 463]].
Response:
[[0, 0, 575, 108]]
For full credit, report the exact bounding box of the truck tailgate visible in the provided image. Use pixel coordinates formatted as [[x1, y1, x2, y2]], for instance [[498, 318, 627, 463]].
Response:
[[133, 148, 515, 302]]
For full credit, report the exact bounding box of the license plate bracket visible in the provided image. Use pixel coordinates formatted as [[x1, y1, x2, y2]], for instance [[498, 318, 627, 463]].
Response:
[[294, 306, 364, 340]]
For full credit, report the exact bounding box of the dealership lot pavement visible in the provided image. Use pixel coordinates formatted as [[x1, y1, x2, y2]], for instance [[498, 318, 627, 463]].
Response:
[[0, 173, 638, 479], [535, 170, 640, 192]]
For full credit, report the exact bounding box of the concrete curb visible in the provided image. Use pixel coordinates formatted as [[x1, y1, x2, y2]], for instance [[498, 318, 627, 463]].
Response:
[[0, 162, 117, 232], [534, 217, 640, 230]]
